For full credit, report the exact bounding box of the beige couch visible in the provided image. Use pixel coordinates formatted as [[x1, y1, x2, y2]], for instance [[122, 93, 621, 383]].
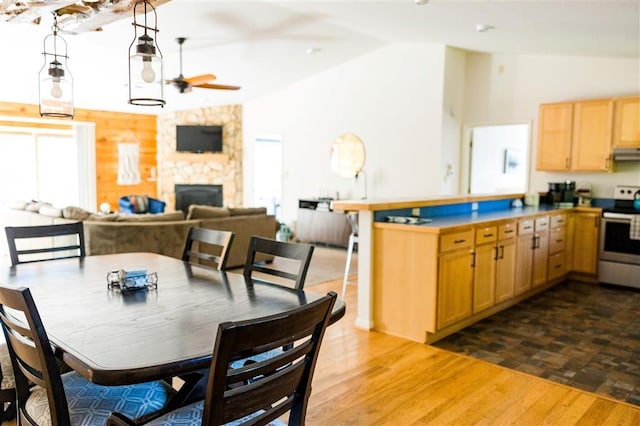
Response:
[[1, 203, 279, 269]]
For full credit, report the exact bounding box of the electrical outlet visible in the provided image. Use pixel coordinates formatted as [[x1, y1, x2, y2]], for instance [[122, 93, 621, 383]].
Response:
[[412, 208, 420, 217], [471, 202, 479, 211]]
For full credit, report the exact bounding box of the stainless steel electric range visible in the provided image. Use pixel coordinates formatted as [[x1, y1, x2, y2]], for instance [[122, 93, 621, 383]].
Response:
[[599, 185, 640, 288]]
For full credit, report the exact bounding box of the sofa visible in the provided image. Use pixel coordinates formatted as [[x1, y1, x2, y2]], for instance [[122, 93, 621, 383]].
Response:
[[1, 202, 279, 269]]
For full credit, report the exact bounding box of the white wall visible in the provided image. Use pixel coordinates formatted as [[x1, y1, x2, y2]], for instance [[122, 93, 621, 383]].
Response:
[[244, 43, 447, 224], [463, 53, 640, 198], [440, 47, 466, 195]]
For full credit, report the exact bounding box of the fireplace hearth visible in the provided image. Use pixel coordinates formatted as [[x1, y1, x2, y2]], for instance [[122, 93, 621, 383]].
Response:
[[175, 184, 223, 214]]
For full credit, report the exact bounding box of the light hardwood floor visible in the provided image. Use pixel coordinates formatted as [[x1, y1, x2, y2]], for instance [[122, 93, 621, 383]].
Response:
[[305, 278, 640, 425]]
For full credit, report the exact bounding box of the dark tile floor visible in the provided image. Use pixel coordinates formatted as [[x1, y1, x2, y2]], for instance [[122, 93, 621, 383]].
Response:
[[433, 281, 640, 406]]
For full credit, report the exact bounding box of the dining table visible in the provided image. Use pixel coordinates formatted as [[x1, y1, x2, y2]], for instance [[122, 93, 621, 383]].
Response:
[[0, 252, 345, 399]]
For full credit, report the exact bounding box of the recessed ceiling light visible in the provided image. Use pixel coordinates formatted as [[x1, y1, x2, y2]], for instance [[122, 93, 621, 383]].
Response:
[[476, 24, 494, 33], [306, 47, 321, 55], [415, 0, 430, 5]]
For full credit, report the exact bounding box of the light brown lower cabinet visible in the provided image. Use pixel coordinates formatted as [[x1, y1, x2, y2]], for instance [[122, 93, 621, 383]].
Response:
[[495, 238, 517, 303], [371, 207, 601, 344]]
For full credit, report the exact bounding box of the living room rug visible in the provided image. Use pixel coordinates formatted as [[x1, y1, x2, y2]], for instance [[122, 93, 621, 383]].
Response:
[[432, 281, 640, 406]]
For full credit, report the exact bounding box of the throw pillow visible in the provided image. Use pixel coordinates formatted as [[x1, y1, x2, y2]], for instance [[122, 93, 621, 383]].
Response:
[[62, 206, 92, 221], [6, 200, 27, 210], [228, 207, 267, 216], [127, 195, 149, 214], [186, 205, 231, 220], [148, 197, 166, 214], [38, 205, 63, 218], [25, 201, 49, 212]]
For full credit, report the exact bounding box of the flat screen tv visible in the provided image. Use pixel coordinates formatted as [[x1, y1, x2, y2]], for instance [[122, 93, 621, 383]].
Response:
[[176, 125, 223, 153]]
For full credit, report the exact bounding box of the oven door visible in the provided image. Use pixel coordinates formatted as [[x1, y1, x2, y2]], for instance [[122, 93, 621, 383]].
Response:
[[599, 214, 640, 265]]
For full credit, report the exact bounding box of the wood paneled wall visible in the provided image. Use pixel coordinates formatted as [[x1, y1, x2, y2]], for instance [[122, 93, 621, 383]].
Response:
[[0, 101, 157, 210]]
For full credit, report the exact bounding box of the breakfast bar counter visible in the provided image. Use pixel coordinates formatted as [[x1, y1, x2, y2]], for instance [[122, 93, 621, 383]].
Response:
[[332, 193, 602, 343]]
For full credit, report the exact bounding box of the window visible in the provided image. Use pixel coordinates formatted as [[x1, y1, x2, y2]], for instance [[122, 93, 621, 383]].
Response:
[[0, 119, 95, 209]]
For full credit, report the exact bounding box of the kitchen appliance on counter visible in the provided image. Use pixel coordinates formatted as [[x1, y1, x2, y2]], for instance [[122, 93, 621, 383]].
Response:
[[546, 181, 575, 207], [599, 185, 640, 289], [575, 181, 592, 207]]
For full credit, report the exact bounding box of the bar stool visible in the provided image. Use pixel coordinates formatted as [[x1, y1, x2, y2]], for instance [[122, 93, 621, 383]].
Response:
[[341, 211, 358, 298]]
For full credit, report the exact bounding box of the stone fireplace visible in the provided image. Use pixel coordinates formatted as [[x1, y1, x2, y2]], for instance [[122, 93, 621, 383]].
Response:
[[157, 105, 242, 211], [175, 184, 223, 215]]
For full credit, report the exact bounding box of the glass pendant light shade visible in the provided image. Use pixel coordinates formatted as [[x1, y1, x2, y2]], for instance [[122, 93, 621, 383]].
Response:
[[128, 1, 165, 107], [39, 15, 73, 118]]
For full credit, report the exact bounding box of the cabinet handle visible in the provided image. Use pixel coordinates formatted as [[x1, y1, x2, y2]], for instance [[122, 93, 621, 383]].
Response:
[[471, 251, 476, 268], [484, 233, 494, 238], [605, 156, 611, 169], [493, 246, 499, 261], [504, 229, 514, 234], [565, 158, 570, 169], [523, 226, 532, 231], [500, 245, 505, 259], [454, 239, 466, 244], [556, 239, 563, 243], [532, 235, 540, 250]]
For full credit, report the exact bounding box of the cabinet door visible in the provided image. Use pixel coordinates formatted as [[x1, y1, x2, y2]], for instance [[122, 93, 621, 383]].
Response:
[[473, 243, 496, 313], [532, 231, 549, 287], [536, 103, 573, 171], [613, 96, 640, 148], [495, 238, 516, 303], [514, 234, 533, 295], [572, 212, 600, 274], [437, 250, 473, 329], [572, 99, 614, 171]]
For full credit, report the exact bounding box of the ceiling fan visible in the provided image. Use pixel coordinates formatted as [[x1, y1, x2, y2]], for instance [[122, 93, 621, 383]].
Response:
[[166, 37, 240, 94]]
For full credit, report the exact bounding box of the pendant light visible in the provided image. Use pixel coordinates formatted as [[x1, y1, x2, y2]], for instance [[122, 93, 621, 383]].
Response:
[[39, 13, 73, 118], [128, 0, 165, 107]]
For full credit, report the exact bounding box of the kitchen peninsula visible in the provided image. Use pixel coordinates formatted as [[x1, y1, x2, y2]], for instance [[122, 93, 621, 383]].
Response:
[[332, 194, 601, 343]]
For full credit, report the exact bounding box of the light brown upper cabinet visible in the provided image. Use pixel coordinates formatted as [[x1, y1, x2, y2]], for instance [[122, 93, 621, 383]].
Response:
[[537, 98, 614, 172], [536, 102, 573, 171], [613, 96, 640, 148]]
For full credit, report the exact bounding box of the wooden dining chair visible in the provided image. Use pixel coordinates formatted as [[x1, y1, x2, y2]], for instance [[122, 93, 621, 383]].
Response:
[[182, 227, 235, 271], [0, 342, 15, 422], [0, 285, 176, 426], [4, 222, 86, 266], [244, 236, 315, 290], [108, 291, 337, 426]]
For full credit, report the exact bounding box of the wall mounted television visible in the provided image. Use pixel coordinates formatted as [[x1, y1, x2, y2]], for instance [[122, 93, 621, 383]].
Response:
[[176, 125, 223, 153]]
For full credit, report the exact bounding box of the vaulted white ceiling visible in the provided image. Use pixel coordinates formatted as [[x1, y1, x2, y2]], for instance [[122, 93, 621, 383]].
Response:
[[0, 0, 638, 113]]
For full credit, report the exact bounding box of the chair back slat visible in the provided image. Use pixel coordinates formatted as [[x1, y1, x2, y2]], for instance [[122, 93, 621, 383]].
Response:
[[182, 227, 234, 271], [203, 291, 337, 426], [5, 222, 85, 266], [244, 236, 314, 290], [0, 286, 70, 425]]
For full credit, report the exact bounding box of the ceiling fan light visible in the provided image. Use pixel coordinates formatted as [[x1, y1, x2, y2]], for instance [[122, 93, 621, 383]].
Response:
[[39, 13, 73, 118], [128, 0, 164, 107]]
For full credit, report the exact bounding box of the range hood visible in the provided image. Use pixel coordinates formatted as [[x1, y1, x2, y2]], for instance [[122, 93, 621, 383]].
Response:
[[612, 147, 640, 161]]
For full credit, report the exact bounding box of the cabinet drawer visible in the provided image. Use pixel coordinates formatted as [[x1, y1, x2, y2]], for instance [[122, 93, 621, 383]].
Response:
[[498, 222, 517, 240], [535, 216, 549, 231], [550, 214, 567, 228], [549, 227, 566, 254], [440, 229, 474, 252], [518, 219, 534, 235], [475, 226, 497, 245], [548, 252, 566, 281]]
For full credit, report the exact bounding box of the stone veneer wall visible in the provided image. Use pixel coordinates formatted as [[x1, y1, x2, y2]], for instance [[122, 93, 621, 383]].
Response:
[[157, 105, 243, 210]]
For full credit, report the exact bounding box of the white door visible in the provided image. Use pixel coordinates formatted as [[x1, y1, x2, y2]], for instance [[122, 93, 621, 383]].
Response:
[[253, 136, 282, 219]]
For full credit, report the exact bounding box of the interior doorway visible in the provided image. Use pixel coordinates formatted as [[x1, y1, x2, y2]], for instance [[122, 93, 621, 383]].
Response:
[[253, 136, 282, 219], [461, 123, 530, 194]]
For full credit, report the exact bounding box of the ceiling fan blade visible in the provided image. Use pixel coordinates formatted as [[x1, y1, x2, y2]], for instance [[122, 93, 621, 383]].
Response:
[[195, 83, 241, 91], [184, 74, 216, 85]]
